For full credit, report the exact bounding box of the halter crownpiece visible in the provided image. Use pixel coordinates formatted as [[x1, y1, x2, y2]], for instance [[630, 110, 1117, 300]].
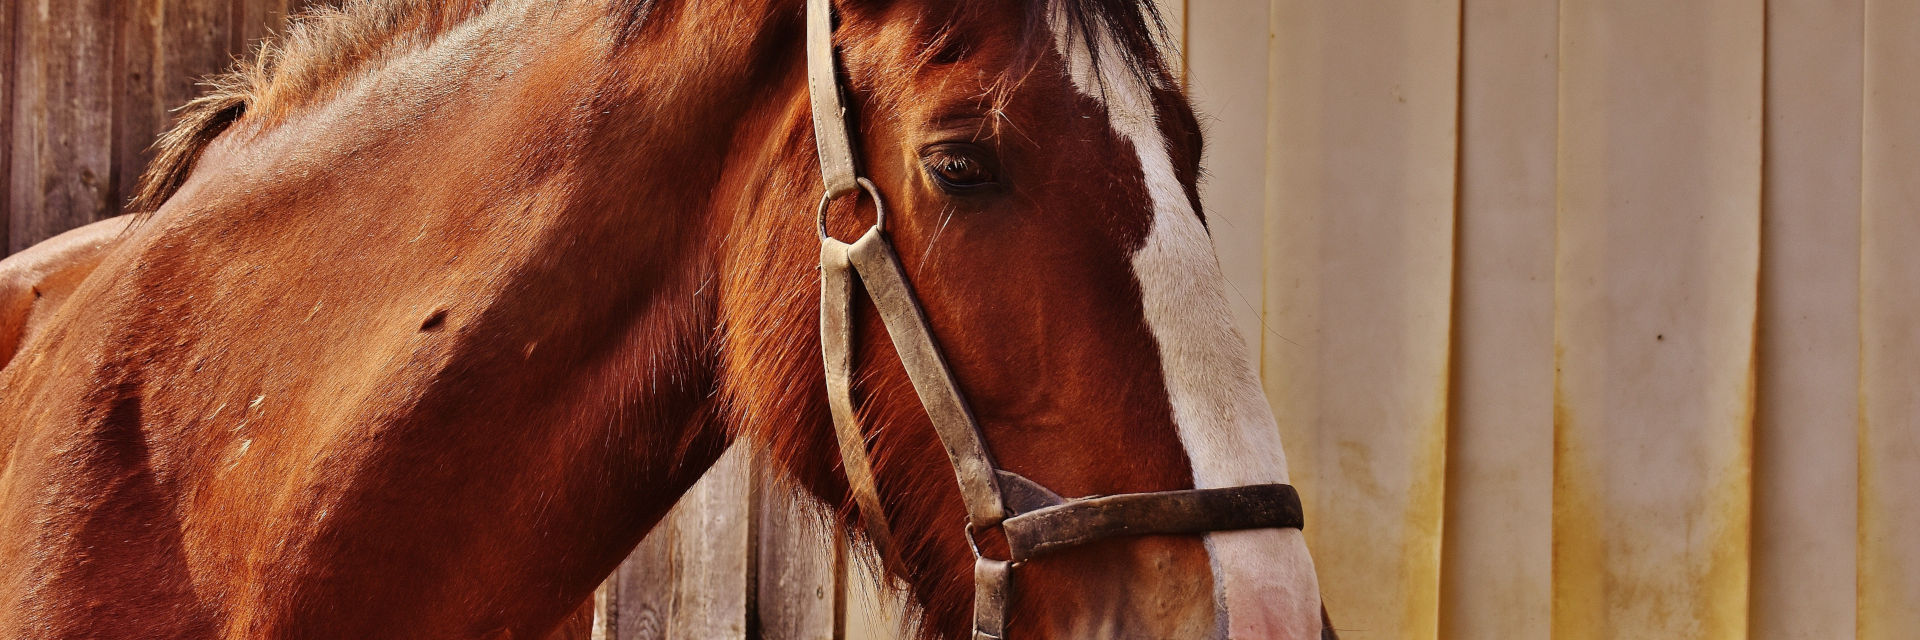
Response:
[[806, 1, 1304, 637]]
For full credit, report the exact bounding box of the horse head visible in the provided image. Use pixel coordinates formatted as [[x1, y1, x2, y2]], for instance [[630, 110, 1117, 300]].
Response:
[[719, 1, 1326, 637]]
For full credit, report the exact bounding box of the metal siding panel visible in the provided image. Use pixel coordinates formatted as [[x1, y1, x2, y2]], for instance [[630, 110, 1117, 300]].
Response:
[[1858, 0, 1920, 635], [1263, 1, 1460, 637], [1551, 0, 1763, 636], [1443, 0, 1558, 636], [1753, 0, 1864, 637]]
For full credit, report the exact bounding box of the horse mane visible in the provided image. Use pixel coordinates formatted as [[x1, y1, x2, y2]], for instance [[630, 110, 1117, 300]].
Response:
[[127, 0, 1158, 216], [127, 0, 657, 214]]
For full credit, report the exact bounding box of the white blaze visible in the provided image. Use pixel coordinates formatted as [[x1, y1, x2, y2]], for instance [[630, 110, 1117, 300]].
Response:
[[1049, 7, 1321, 639]]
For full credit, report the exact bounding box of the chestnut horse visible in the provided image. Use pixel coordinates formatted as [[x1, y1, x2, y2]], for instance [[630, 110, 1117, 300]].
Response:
[[0, 1, 1327, 638]]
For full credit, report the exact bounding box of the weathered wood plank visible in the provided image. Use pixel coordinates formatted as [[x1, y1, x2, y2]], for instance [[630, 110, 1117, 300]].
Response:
[[10, 0, 116, 252], [751, 462, 837, 640], [116, 0, 236, 209], [235, 0, 292, 53], [0, 0, 18, 252], [664, 446, 750, 639], [600, 446, 751, 640], [608, 512, 675, 640]]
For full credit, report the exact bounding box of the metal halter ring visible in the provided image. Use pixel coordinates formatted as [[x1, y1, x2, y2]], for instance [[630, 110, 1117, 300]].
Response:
[[964, 521, 1021, 566], [816, 176, 888, 241]]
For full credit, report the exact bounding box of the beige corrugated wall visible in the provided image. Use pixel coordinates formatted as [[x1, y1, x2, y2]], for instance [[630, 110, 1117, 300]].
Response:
[[1170, 0, 1919, 637]]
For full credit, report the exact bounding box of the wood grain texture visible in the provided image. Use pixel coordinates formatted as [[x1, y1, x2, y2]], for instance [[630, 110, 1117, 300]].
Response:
[[234, 0, 291, 53], [602, 447, 752, 640], [0, 0, 16, 252], [10, 0, 117, 253], [751, 464, 838, 640], [116, 0, 235, 213], [666, 448, 750, 639]]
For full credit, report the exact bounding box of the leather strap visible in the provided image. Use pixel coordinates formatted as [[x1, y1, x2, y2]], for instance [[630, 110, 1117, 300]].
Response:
[[806, 0, 859, 196], [841, 228, 1008, 527], [821, 237, 899, 562], [972, 558, 1013, 640], [1001, 483, 1304, 561], [803, 3, 1308, 636]]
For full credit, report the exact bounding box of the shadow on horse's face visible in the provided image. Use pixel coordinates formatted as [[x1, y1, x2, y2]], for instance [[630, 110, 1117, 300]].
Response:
[[724, 1, 1326, 638]]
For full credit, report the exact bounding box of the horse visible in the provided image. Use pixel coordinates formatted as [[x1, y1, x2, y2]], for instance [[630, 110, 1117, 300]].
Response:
[[0, 1, 1328, 638]]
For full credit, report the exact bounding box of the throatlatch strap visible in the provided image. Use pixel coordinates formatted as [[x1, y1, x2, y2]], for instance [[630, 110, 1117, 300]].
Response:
[[821, 237, 899, 562], [806, 0, 858, 196]]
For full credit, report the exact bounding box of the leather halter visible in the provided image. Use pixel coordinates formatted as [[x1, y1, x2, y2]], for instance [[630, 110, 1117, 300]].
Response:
[[806, 2, 1304, 637]]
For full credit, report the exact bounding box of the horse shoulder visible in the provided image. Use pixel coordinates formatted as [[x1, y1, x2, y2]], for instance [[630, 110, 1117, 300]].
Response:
[[0, 215, 135, 367]]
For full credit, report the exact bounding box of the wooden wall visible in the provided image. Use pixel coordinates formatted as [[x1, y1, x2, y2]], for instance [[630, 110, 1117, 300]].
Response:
[[592, 448, 910, 640], [2, 0, 330, 255]]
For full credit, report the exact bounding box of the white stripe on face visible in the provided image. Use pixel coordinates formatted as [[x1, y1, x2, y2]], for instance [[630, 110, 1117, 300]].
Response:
[[1048, 6, 1321, 639]]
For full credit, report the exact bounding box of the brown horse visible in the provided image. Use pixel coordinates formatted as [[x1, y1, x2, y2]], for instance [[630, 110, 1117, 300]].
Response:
[[0, 1, 1326, 638]]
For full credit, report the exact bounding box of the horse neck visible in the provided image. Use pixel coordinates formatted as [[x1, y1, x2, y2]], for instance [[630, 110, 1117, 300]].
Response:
[[0, 2, 822, 637]]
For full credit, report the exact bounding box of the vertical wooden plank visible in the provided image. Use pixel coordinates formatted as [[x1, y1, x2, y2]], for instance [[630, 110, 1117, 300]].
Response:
[[1551, 0, 1763, 637], [1752, 0, 1864, 638], [1, 0, 16, 254], [609, 510, 676, 639], [1441, 0, 1557, 636], [1858, 0, 1920, 636], [1263, 1, 1459, 637], [115, 0, 158, 204], [752, 464, 837, 640], [235, 0, 292, 53], [117, 0, 236, 209], [10, 0, 116, 252], [664, 446, 750, 639], [1185, 0, 1265, 362], [601, 446, 751, 640], [292, 0, 343, 14], [591, 579, 619, 640]]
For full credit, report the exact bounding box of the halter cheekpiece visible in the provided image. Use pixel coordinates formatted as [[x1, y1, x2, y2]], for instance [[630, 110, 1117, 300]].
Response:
[[805, 1, 1305, 637]]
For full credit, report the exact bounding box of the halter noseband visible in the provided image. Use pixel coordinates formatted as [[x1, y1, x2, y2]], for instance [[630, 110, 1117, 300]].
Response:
[[805, 2, 1305, 637]]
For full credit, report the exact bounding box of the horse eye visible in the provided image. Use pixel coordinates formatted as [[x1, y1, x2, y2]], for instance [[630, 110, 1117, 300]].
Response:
[[921, 145, 998, 193]]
